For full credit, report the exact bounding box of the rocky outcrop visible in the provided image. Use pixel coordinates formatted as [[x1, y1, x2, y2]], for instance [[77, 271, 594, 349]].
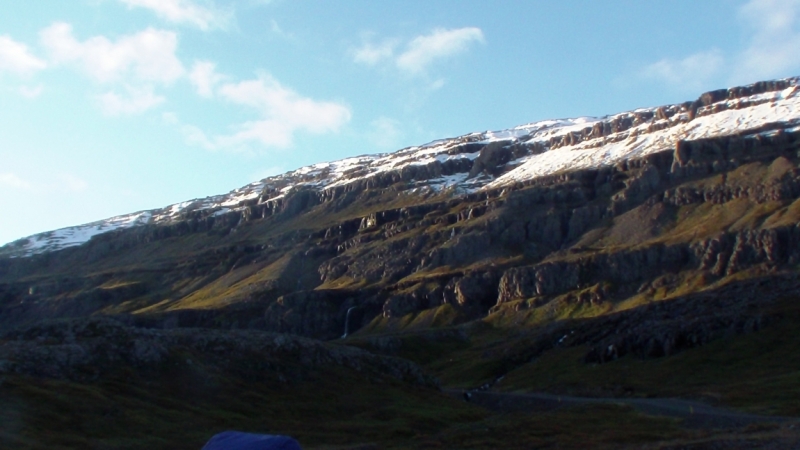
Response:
[[496, 244, 689, 304], [468, 140, 529, 178], [422, 232, 492, 269], [382, 288, 442, 318], [453, 271, 501, 308], [545, 79, 794, 151], [263, 290, 356, 339], [577, 275, 789, 363], [0, 317, 439, 387], [691, 228, 794, 276], [486, 275, 800, 378], [496, 223, 800, 306]]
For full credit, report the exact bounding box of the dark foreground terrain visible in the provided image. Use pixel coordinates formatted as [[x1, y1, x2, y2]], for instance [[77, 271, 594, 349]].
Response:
[[2, 303, 800, 449]]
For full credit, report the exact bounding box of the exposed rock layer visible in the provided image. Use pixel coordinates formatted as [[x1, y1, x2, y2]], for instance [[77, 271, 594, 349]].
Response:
[[1, 78, 800, 345]]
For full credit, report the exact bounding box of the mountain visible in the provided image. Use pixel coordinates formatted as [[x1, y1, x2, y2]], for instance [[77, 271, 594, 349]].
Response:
[[3, 77, 800, 448], [2, 76, 800, 333], [4, 77, 798, 257]]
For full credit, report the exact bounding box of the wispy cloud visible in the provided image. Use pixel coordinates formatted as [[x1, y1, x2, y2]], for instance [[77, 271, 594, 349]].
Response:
[[40, 22, 185, 85], [269, 20, 293, 40], [177, 122, 218, 151], [39, 23, 184, 115], [0, 35, 46, 75], [167, 74, 351, 151], [368, 116, 403, 150], [353, 39, 397, 66], [639, 0, 800, 91], [98, 85, 165, 115], [396, 28, 485, 75], [189, 60, 224, 97], [0, 173, 31, 190], [0, 172, 89, 193], [733, 0, 800, 83], [215, 75, 352, 148], [640, 49, 724, 91], [58, 174, 89, 192], [353, 27, 485, 76], [18, 84, 44, 99], [117, 0, 232, 31], [251, 166, 285, 181]]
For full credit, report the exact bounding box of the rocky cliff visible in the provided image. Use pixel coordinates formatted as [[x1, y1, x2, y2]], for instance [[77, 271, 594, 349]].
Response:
[[1, 76, 800, 349]]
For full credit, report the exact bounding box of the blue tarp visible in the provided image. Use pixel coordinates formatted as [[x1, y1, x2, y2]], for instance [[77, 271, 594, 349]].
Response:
[[202, 431, 302, 450]]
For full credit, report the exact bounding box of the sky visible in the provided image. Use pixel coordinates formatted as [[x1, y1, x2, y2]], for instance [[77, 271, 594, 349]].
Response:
[[2, 0, 800, 245]]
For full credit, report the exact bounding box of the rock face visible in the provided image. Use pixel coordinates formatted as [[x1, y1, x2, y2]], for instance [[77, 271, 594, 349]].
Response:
[[472, 274, 796, 385], [263, 290, 353, 339], [0, 317, 439, 387], [1, 76, 800, 344]]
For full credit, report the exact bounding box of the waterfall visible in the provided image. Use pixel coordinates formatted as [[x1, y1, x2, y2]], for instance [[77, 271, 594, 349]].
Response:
[[341, 306, 357, 339]]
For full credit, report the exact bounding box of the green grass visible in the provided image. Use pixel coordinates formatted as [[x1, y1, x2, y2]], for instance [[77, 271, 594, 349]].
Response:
[[0, 363, 483, 450], [490, 296, 800, 416], [0, 352, 701, 450], [348, 289, 800, 420], [401, 403, 684, 450], [357, 304, 469, 335], [0, 369, 706, 450]]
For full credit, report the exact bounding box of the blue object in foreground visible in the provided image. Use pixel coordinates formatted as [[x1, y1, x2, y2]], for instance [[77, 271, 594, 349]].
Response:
[[202, 431, 303, 450]]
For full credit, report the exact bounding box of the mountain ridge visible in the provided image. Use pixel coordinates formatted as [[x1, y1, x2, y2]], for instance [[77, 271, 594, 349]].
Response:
[[3, 76, 799, 258]]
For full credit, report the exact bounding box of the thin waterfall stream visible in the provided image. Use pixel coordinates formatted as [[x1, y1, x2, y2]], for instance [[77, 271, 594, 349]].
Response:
[[341, 306, 357, 339]]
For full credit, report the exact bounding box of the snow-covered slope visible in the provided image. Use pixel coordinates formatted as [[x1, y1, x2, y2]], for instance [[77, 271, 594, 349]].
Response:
[[5, 77, 800, 257]]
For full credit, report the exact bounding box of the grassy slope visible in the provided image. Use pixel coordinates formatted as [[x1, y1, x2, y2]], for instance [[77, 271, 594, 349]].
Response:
[[0, 357, 698, 450], [0, 362, 481, 450], [356, 293, 800, 418], [496, 295, 800, 416]]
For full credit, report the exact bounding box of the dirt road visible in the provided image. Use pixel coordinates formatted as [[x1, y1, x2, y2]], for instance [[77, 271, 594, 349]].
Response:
[[447, 389, 795, 429]]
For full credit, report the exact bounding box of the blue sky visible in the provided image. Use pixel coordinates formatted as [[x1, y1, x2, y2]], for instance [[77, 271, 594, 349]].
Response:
[[1, 0, 799, 245]]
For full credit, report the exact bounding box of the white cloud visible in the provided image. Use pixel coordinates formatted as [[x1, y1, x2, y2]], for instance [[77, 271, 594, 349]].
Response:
[[189, 60, 224, 97], [270, 20, 282, 34], [40, 22, 185, 84], [215, 75, 351, 148], [428, 78, 445, 91], [353, 40, 396, 66], [169, 75, 351, 150], [353, 28, 484, 77], [160, 112, 218, 149], [118, 0, 231, 31], [0, 173, 31, 190], [733, 0, 800, 83], [269, 20, 293, 39], [58, 174, 88, 192], [251, 166, 285, 180], [180, 123, 218, 150], [368, 116, 403, 150], [97, 85, 165, 115], [396, 27, 485, 75], [18, 84, 44, 98], [640, 49, 725, 90], [0, 35, 46, 75], [640, 0, 800, 91], [161, 111, 179, 124]]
